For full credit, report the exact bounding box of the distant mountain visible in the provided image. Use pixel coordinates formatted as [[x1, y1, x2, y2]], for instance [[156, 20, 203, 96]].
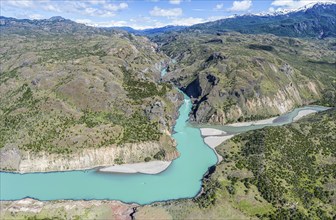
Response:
[[0, 16, 117, 36], [186, 2, 336, 38], [2, 2, 334, 39], [110, 25, 186, 36], [0, 16, 185, 37], [112, 26, 138, 33]]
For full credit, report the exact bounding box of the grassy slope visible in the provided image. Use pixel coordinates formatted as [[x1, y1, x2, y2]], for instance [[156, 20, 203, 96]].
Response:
[[137, 109, 336, 219], [0, 31, 179, 159]]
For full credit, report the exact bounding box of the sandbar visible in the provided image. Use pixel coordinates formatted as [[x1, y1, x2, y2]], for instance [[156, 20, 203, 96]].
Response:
[[98, 161, 171, 174], [227, 117, 277, 127], [204, 135, 235, 149], [293, 109, 317, 121], [200, 128, 227, 136], [203, 135, 235, 163]]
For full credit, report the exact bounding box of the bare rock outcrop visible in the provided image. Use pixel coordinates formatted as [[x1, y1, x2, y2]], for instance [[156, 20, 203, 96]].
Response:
[[0, 144, 21, 171]]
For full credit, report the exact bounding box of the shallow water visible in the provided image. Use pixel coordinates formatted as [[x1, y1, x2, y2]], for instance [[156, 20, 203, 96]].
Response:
[[197, 105, 330, 135], [0, 95, 329, 204], [160, 67, 167, 77]]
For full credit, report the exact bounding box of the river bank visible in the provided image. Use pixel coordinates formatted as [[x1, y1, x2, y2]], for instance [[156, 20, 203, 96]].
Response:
[[0, 198, 137, 220], [0, 141, 178, 173]]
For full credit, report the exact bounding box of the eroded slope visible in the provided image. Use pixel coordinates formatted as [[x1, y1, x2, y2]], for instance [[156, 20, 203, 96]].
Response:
[[157, 32, 336, 124]]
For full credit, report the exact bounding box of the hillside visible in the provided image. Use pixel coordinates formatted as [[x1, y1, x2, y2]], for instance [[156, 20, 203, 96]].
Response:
[[0, 17, 181, 172], [186, 3, 336, 39], [136, 108, 336, 219], [154, 32, 336, 124]]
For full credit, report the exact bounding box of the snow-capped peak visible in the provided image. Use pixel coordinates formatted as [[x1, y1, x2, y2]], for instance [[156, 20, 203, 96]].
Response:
[[289, 1, 336, 13], [256, 1, 336, 17]]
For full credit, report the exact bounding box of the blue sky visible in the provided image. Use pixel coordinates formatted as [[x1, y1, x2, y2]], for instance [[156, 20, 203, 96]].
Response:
[[1, 0, 335, 29]]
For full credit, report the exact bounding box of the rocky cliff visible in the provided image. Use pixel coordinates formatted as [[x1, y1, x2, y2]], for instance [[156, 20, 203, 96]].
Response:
[[159, 33, 335, 124], [0, 140, 179, 173]]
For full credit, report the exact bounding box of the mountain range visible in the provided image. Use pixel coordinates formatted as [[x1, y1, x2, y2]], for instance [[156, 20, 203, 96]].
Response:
[[187, 2, 336, 38], [1, 2, 335, 38], [117, 2, 336, 38]]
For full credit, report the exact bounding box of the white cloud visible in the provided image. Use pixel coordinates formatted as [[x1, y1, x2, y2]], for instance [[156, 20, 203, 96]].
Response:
[[2, 0, 128, 18], [75, 13, 233, 30], [77, 6, 116, 17], [169, 0, 182, 4], [43, 4, 61, 13], [214, 3, 224, 10], [4, 0, 34, 8], [76, 19, 128, 27], [150, 6, 183, 17], [268, 6, 288, 13], [104, 2, 128, 11], [268, 7, 276, 12], [271, 0, 293, 7], [271, 0, 336, 9], [75, 19, 93, 24], [67, 1, 128, 18], [75, 17, 164, 30], [28, 14, 44, 19], [87, 0, 106, 5], [229, 0, 252, 11]]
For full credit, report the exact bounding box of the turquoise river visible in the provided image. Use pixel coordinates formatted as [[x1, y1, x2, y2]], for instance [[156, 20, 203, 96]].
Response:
[[0, 91, 329, 205]]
